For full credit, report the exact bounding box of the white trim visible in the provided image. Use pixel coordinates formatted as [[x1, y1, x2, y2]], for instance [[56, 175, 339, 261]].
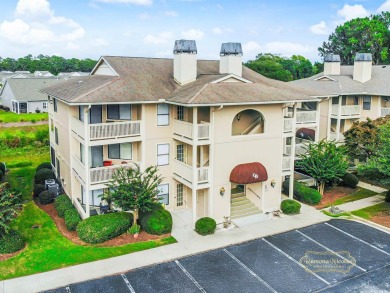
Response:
[[211, 74, 252, 84], [165, 99, 321, 107], [314, 75, 336, 81], [90, 56, 120, 77]]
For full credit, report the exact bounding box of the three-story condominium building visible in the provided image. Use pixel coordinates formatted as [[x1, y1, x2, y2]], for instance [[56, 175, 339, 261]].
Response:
[[291, 53, 390, 142], [42, 40, 320, 223]]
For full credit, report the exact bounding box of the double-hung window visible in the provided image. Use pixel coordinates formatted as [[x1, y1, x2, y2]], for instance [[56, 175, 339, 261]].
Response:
[[53, 98, 57, 112], [108, 143, 132, 160], [157, 144, 169, 166], [177, 144, 184, 162], [43, 102, 48, 109], [157, 104, 169, 126], [157, 184, 169, 205], [55, 127, 59, 145], [177, 106, 184, 121], [107, 104, 132, 120], [363, 96, 371, 110]]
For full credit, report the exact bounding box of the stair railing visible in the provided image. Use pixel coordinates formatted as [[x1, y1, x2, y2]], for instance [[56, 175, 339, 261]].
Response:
[[248, 187, 261, 199]]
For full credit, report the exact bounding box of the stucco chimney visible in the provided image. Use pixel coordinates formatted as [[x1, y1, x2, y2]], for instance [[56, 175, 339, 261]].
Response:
[[220, 42, 243, 77], [323, 54, 341, 75], [353, 53, 372, 83], [173, 40, 197, 85]]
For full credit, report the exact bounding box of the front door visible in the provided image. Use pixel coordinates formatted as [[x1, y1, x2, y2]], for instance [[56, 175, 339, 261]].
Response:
[[176, 183, 185, 209]]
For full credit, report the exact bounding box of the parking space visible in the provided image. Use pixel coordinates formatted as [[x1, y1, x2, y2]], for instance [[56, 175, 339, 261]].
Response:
[[46, 219, 390, 293]]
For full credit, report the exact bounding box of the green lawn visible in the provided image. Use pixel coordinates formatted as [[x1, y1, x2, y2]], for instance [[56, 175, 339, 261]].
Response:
[[324, 188, 378, 208], [0, 124, 48, 138], [351, 202, 390, 220], [322, 210, 352, 218], [0, 110, 48, 123]]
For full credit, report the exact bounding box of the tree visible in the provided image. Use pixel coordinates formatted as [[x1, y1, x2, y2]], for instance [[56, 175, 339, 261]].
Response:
[[106, 165, 163, 225], [0, 184, 22, 237], [319, 12, 390, 65], [296, 140, 348, 195]]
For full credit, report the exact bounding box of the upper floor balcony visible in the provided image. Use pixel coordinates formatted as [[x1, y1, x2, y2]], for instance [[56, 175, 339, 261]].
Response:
[[173, 119, 210, 144], [173, 159, 210, 188], [331, 105, 361, 117], [296, 109, 317, 124]]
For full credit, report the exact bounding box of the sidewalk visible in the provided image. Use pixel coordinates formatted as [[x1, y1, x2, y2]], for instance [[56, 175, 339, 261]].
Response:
[[0, 204, 328, 293]]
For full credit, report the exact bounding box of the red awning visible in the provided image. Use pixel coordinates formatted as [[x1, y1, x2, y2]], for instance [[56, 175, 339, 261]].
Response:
[[296, 128, 315, 141], [229, 162, 268, 184]]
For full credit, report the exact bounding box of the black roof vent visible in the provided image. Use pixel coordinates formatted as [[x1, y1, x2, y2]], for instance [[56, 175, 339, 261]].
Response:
[[173, 40, 197, 54], [324, 54, 340, 62], [355, 53, 372, 62], [220, 43, 243, 56]]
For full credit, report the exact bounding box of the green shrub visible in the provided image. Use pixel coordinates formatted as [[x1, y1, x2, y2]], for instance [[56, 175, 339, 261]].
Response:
[[281, 199, 301, 214], [39, 190, 54, 205], [140, 209, 172, 235], [31, 119, 36, 123], [195, 217, 217, 236], [34, 168, 55, 184], [342, 173, 359, 189], [0, 169, 3, 181], [139, 202, 164, 219], [64, 209, 81, 231], [282, 179, 322, 205], [1, 188, 23, 205], [36, 162, 52, 172], [54, 195, 73, 218], [0, 162, 6, 174], [35, 130, 49, 144], [385, 190, 390, 203], [33, 184, 45, 197], [77, 212, 133, 244], [0, 230, 25, 254]]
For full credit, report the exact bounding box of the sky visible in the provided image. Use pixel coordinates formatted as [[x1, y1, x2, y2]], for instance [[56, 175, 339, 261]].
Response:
[[0, 0, 389, 62]]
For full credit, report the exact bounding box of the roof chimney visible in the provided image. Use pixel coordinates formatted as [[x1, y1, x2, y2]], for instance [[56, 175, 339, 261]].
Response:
[[353, 53, 372, 83], [323, 54, 340, 75], [219, 42, 243, 77], [173, 40, 197, 85]]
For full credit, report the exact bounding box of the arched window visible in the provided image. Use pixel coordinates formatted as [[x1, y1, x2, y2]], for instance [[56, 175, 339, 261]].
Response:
[[232, 109, 264, 136]]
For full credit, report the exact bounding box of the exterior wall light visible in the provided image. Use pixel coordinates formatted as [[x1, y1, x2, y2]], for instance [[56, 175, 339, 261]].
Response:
[[271, 179, 276, 188], [236, 114, 241, 121], [220, 187, 226, 196]]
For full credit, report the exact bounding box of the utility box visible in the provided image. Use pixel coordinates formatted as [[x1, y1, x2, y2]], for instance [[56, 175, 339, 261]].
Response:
[[48, 183, 59, 197], [45, 179, 56, 189]]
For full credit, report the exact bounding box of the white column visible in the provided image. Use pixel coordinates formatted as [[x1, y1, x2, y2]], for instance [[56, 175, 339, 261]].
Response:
[[315, 101, 320, 142], [208, 107, 214, 217], [68, 108, 74, 203], [84, 106, 91, 217], [140, 104, 146, 171], [192, 107, 198, 224], [289, 105, 296, 199], [336, 96, 342, 141], [327, 97, 332, 140]]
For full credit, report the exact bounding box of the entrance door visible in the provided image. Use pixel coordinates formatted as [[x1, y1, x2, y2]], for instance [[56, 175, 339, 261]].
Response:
[[91, 146, 103, 168], [19, 102, 27, 113], [176, 183, 185, 209]]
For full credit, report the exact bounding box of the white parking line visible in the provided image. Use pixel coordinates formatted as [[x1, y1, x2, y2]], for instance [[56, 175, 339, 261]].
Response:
[[325, 222, 390, 256], [175, 260, 206, 293], [262, 238, 330, 286], [65, 287, 71, 293], [295, 230, 366, 272], [121, 274, 136, 293], [223, 249, 277, 293]]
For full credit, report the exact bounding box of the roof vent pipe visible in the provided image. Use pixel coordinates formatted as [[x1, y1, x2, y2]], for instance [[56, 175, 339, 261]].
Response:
[[219, 42, 243, 77]]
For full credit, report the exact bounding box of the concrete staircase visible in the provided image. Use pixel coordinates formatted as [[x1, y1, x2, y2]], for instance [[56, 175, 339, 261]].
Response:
[[230, 192, 262, 219]]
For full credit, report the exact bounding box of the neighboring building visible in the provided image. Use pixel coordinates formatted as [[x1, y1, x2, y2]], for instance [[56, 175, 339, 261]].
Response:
[[58, 72, 90, 78], [34, 71, 54, 77], [291, 53, 390, 141], [0, 78, 62, 113], [41, 40, 320, 223]]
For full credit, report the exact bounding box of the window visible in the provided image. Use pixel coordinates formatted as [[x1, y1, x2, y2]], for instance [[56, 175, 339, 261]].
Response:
[[80, 143, 85, 164], [79, 106, 84, 122], [53, 98, 57, 112], [157, 144, 169, 166], [56, 158, 61, 179], [82, 189, 103, 207], [108, 143, 132, 160], [49, 119, 54, 132], [89, 105, 102, 124], [157, 104, 169, 126], [177, 106, 184, 121], [231, 109, 264, 136], [158, 184, 169, 205], [55, 127, 59, 145], [363, 96, 371, 110], [43, 102, 48, 109], [177, 144, 184, 162], [107, 104, 132, 120], [353, 96, 359, 105], [50, 147, 56, 166]]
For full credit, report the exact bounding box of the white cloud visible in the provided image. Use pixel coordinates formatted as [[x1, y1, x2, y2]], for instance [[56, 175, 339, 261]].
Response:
[[93, 38, 110, 47], [337, 4, 369, 21], [164, 10, 178, 17], [263, 42, 314, 56], [95, 0, 152, 5], [243, 41, 261, 53], [310, 21, 330, 35], [212, 27, 222, 34], [144, 31, 173, 44], [377, 0, 390, 12], [181, 29, 204, 40], [138, 12, 151, 20]]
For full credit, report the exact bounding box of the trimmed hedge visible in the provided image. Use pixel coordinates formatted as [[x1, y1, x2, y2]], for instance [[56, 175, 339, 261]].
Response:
[[0, 162, 6, 175], [34, 168, 55, 185], [36, 162, 52, 172], [77, 212, 133, 244], [282, 179, 322, 205], [39, 190, 54, 205], [33, 184, 45, 198], [0, 169, 3, 181], [341, 173, 359, 189], [281, 199, 301, 214], [0, 230, 25, 254], [140, 209, 172, 235], [64, 209, 81, 231], [54, 195, 74, 218], [139, 202, 164, 219], [195, 217, 217, 236], [385, 190, 390, 203]]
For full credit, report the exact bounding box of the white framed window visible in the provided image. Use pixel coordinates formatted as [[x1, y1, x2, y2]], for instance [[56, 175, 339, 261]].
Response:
[[55, 127, 59, 145], [177, 106, 184, 121], [43, 102, 48, 109], [177, 144, 184, 162], [80, 143, 85, 164], [108, 143, 132, 160], [158, 184, 169, 205], [157, 144, 169, 166], [107, 104, 132, 120], [157, 104, 169, 126], [82, 189, 103, 207], [363, 96, 371, 110]]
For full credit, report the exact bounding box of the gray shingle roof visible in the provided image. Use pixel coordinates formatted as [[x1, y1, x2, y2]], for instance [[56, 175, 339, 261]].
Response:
[[290, 65, 390, 96]]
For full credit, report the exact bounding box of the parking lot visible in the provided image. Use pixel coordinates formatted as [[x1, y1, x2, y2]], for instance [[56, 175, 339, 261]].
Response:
[[46, 219, 390, 293]]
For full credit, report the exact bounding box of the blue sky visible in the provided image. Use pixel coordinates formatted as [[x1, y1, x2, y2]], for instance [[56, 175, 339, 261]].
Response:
[[0, 0, 389, 62]]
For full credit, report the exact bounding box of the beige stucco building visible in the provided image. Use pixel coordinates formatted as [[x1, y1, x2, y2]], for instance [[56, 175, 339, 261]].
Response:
[[42, 41, 320, 224]]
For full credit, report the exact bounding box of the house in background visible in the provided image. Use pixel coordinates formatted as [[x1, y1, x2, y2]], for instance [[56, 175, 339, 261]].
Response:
[[41, 40, 320, 224], [58, 72, 90, 78], [291, 53, 390, 142], [0, 78, 62, 113], [34, 71, 54, 77]]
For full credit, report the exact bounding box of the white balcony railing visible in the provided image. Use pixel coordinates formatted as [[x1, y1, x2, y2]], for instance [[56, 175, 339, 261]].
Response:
[[282, 156, 291, 171], [283, 118, 293, 132], [173, 120, 210, 141], [71, 117, 85, 139], [329, 132, 345, 142], [197, 167, 210, 183], [331, 105, 361, 116], [90, 163, 138, 184], [90, 121, 141, 140], [283, 145, 292, 156], [173, 160, 210, 185], [72, 155, 86, 182], [296, 110, 317, 124], [295, 143, 308, 156], [381, 107, 390, 117]]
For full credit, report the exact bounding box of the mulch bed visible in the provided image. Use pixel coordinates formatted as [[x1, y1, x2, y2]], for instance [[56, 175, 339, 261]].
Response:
[[35, 199, 169, 246], [315, 186, 355, 210], [0, 245, 27, 262], [370, 210, 390, 229]]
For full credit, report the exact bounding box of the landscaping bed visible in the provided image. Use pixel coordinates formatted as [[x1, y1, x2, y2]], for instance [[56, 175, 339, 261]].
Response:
[[351, 202, 390, 228]]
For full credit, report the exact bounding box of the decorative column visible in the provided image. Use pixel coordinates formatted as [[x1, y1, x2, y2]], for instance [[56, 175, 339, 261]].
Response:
[[336, 96, 342, 141], [84, 106, 91, 217], [289, 104, 296, 199], [192, 107, 198, 224]]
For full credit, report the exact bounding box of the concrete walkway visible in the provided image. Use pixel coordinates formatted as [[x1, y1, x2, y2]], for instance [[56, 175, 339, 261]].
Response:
[[0, 204, 328, 293], [357, 181, 388, 194]]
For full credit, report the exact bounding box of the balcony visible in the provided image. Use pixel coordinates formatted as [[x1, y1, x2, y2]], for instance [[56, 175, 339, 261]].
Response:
[[173, 120, 210, 142], [381, 107, 390, 117], [90, 163, 139, 185], [173, 160, 210, 186], [282, 156, 292, 172], [296, 110, 317, 124], [329, 132, 345, 142], [295, 143, 308, 156], [283, 118, 293, 133], [72, 155, 86, 183], [331, 105, 361, 117]]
